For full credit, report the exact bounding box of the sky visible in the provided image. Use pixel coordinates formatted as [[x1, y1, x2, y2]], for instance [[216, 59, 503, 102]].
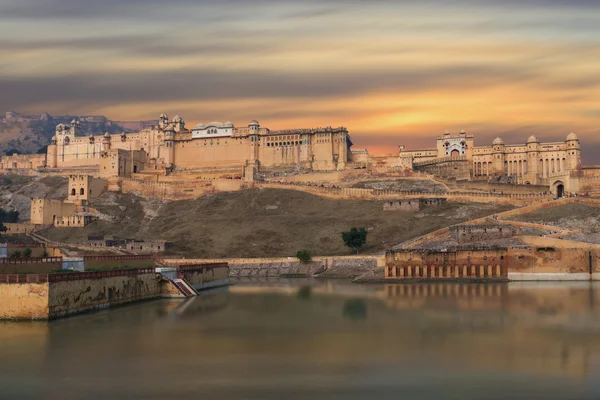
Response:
[[0, 0, 599, 160]]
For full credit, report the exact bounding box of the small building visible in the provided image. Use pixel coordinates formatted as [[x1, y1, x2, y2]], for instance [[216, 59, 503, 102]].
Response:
[[67, 175, 107, 203], [383, 198, 446, 212], [450, 224, 517, 244]]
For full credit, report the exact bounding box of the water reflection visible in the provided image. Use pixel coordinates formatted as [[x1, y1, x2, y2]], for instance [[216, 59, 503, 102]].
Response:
[[1, 280, 600, 399]]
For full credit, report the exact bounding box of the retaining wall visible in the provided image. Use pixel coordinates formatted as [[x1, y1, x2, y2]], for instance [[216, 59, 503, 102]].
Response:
[[166, 255, 384, 278], [83, 255, 156, 270]]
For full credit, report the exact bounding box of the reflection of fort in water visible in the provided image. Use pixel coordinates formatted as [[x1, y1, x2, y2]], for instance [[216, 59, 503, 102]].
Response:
[[382, 282, 600, 379]]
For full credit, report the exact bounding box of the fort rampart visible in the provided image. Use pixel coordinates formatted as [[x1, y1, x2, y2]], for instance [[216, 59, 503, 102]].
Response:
[[0, 268, 160, 319]]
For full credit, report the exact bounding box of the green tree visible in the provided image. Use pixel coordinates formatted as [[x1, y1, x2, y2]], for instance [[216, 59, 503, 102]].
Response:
[[5, 149, 19, 156], [341, 227, 368, 254], [9, 250, 21, 258], [0, 222, 6, 234], [0, 208, 19, 223], [23, 248, 32, 258], [296, 249, 312, 263]]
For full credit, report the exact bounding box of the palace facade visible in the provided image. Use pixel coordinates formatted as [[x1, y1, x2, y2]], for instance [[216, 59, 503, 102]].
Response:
[[45, 115, 351, 175], [395, 131, 582, 194]]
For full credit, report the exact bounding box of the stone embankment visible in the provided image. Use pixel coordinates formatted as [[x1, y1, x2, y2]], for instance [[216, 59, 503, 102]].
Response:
[[163, 255, 385, 279]]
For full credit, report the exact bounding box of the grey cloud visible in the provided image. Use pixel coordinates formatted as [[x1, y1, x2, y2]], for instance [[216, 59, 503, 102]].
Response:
[[1, 0, 599, 21], [0, 63, 537, 112]]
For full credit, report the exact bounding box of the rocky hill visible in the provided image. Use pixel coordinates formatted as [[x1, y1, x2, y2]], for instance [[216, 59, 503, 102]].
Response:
[[0, 111, 157, 156]]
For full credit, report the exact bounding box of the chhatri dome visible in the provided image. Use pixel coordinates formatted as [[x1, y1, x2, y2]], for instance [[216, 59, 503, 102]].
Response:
[[492, 137, 504, 145], [567, 132, 579, 141], [527, 135, 539, 143]]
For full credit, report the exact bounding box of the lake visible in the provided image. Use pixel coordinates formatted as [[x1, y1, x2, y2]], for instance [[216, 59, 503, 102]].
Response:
[[1, 278, 600, 399]]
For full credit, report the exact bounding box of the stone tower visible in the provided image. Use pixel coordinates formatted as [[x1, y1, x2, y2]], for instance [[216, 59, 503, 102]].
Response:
[[491, 137, 505, 175], [102, 132, 112, 152], [248, 120, 260, 163], [526, 135, 540, 181], [163, 125, 175, 167], [47, 135, 58, 168], [566, 132, 581, 171]]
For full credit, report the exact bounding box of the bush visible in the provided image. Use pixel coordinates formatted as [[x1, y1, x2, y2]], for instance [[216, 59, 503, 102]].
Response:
[[296, 250, 312, 263], [341, 227, 368, 254], [9, 250, 21, 258], [23, 248, 32, 258]]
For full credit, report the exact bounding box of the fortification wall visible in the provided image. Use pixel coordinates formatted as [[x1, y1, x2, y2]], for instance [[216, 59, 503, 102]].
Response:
[[0, 282, 49, 319], [452, 180, 549, 194], [0, 257, 62, 274], [386, 245, 600, 281], [83, 255, 156, 270], [117, 177, 246, 199], [47, 270, 160, 318], [4, 223, 48, 234]]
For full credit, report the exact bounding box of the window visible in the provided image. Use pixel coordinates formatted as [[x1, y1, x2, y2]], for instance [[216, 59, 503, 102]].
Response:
[[80, 188, 84, 195], [71, 188, 76, 196]]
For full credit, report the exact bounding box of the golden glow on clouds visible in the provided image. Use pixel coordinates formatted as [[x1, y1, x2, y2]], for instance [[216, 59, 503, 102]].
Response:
[[0, 0, 599, 158]]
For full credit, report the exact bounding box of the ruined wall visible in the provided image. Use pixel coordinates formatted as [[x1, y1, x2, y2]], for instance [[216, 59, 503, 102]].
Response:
[[48, 271, 161, 318], [0, 282, 49, 319]]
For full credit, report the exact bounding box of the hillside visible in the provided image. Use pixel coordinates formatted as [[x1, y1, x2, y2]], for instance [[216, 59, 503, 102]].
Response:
[[41, 188, 513, 258], [0, 174, 67, 220], [0, 112, 156, 155]]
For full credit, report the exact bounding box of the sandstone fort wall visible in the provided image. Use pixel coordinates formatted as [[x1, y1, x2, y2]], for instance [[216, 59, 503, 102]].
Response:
[[47, 270, 160, 319], [0, 282, 49, 319]]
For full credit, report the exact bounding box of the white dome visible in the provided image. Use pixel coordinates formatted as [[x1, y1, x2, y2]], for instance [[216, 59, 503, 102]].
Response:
[[527, 135, 538, 143], [249, 120, 259, 126], [492, 137, 504, 145], [567, 132, 578, 141]]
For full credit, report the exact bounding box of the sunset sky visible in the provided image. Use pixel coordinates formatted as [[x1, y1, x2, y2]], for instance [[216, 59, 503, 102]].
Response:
[[1, 0, 599, 160]]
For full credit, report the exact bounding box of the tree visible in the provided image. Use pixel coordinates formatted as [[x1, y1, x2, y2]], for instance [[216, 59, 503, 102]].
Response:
[[0, 209, 19, 223], [23, 248, 32, 258], [341, 227, 367, 254], [296, 249, 312, 263], [0, 222, 6, 234], [9, 250, 21, 258], [5, 149, 20, 156]]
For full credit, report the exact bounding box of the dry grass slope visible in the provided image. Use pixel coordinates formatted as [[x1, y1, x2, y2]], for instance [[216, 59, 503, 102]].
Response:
[[42, 188, 512, 258]]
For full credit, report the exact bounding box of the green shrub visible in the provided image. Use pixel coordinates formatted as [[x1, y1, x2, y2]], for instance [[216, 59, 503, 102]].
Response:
[[296, 250, 312, 263], [341, 227, 368, 254]]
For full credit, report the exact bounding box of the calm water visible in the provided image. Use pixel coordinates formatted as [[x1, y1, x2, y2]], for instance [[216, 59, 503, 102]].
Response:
[[2, 279, 600, 399]]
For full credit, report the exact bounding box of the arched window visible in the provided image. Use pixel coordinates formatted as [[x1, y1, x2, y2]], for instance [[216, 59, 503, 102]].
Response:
[[71, 188, 76, 196], [80, 188, 84, 195], [133, 165, 138, 173]]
